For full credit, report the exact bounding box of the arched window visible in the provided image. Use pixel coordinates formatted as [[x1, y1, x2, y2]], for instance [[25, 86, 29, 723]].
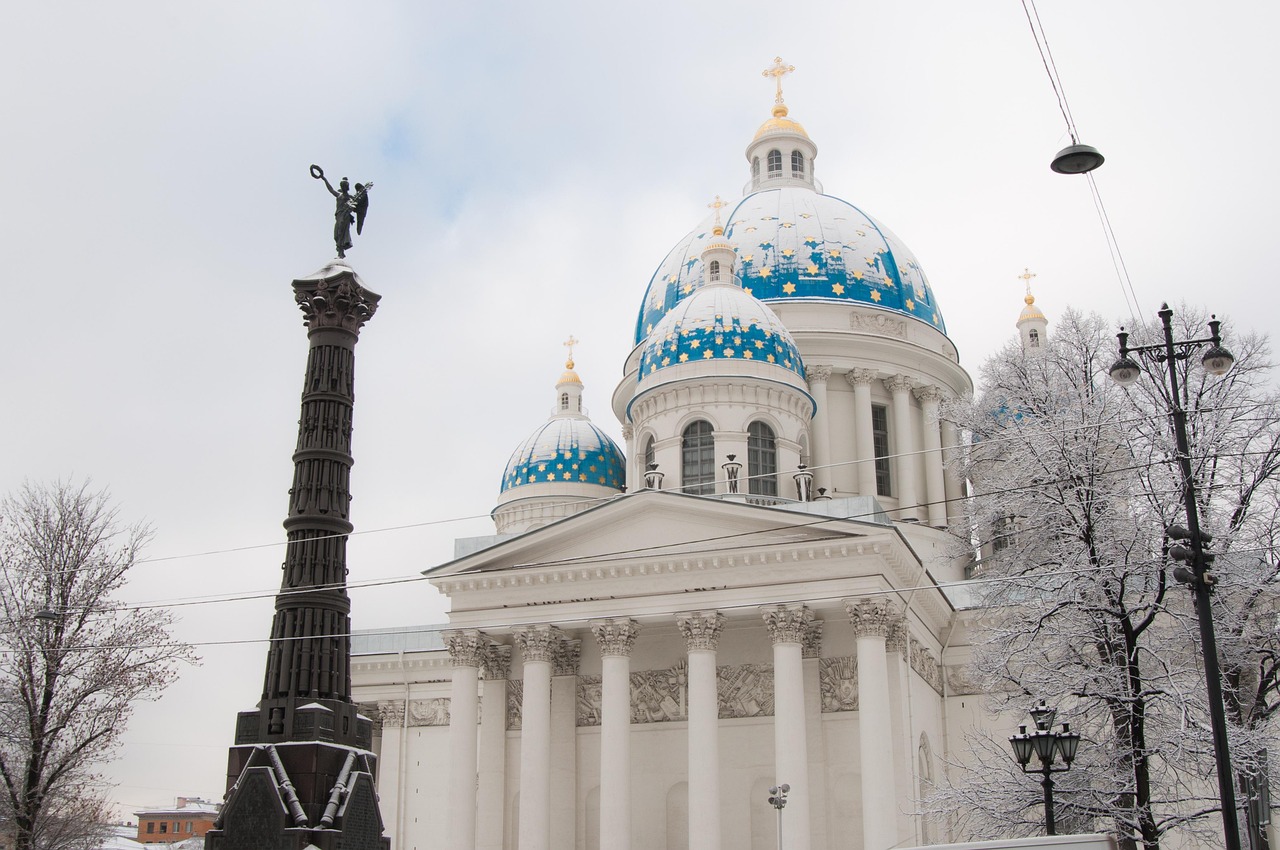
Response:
[[791, 150, 805, 178], [1028, 328, 1041, 348], [643, 436, 655, 469], [872, 404, 892, 497], [708, 259, 721, 282], [560, 392, 569, 410], [747, 421, 778, 497], [681, 420, 715, 495], [767, 149, 782, 177]]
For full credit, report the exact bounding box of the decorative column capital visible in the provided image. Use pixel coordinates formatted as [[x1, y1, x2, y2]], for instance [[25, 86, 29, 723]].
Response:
[[912, 384, 945, 405], [802, 617, 824, 659], [844, 598, 899, 638], [621, 424, 634, 441], [882, 374, 915, 395], [886, 616, 910, 655], [591, 618, 641, 657], [445, 629, 488, 669], [514, 625, 561, 664], [761, 604, 813, 645], [677, 611, 726, 652], [553, 638, 582, 676], [292, 267, 381, 334], [845, 368, 878, 388], [484, 644, 512, 680], [805, 365, 833, 384]]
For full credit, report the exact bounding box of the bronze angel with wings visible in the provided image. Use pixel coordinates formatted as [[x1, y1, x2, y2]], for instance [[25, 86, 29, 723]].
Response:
[[311, 164, 372, 259]]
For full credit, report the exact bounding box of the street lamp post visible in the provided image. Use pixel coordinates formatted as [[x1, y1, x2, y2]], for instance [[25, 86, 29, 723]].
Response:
[[1009, 700, 1081, 834], [768, 783, 789, 850], [1108, 303, 1241, 850]]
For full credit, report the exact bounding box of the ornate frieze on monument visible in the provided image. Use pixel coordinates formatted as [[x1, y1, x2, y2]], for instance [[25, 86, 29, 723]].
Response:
[[910, 638, 945, 694]]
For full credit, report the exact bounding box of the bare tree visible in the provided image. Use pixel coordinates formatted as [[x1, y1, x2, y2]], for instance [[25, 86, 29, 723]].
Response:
[[0, 481, 196, 850], [933, 309, 1279, 850]]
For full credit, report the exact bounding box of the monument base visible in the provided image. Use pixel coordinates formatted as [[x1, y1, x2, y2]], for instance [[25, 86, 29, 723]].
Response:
[[204, 739, 389, 850]]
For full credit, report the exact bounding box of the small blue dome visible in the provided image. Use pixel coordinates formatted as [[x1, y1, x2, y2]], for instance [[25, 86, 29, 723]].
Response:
[[635, 186, 945, 344], [500, 419, 626, 492], [638, 281, 805, 382]]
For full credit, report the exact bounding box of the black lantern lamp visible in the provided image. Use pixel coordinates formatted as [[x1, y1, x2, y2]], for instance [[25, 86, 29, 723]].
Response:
[[1008, 700, 1081, 835]]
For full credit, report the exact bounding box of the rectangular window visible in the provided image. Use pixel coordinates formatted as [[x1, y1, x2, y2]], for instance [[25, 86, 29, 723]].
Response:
[[159, 823, 167, 834], [872, 404, 892, 497], [186, 822, 194, 833], [146, 823, 155, 834]]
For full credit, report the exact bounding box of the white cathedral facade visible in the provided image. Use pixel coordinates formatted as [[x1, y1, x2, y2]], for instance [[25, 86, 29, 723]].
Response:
[[350, 72, 1051, 850]]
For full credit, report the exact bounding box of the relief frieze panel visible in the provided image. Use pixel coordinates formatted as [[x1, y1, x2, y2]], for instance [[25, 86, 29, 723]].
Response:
[[819, 656, 859, 712]]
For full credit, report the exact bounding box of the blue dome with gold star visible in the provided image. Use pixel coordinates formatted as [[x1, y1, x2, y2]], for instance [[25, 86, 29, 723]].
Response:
[[637, 278, 806, 383], [634, 186, 945, 344], [500, 419, 626, 493]]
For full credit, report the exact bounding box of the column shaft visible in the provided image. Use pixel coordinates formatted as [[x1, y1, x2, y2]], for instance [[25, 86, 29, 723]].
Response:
[[593, 619, 640, 850], [848, 370, 878, 497], [941, 418, 964, 526], [515, 627, 557, 850], [886, 375, 919, 520], [679, 612, 725, 850], [806, 366, 834, 494], [915, 387, 947, 528], [447, 666, 480, 850], [764, 606, 812, 850], [847, 601, 899, 850], [476, 647, 510, 850]]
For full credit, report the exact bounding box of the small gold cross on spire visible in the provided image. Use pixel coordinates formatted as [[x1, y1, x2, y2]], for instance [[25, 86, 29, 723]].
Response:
[[708, 195, 728, 232], [762, 56, 795, 106], [1017, 268, 1037, 303], [563, 334, 579, 368]]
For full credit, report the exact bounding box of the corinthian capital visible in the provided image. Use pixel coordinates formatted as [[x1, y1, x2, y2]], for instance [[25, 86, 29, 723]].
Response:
[[805, 365, 833, 384], [802, 617, 824, 659], [553, 638, 582, 677], [845, 368, 878, 388], [761, 604, 813, 645], [591, 618, 641, 657], [514, 625, 561, 664], [292, 266, 380, 334], [677, 611, 726, 652], [912, 384, 945, 405], [484, 644, 512, 680], [886, 616, 910, 655], [445, 629, 488, 668], [844, 598, 899, 638], [882, 374, 914, 395]]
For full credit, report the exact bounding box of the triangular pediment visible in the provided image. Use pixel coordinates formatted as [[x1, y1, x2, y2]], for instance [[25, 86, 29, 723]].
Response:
[[430, 491, 883, 579]]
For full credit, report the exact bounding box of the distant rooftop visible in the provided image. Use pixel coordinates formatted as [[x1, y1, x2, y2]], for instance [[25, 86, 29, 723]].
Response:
[[351, 625, 447, 655]]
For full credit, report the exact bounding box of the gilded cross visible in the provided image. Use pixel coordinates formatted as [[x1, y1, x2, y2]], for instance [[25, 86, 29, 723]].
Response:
[[708, 195, 728, 227], [762, 56, 795, 105], [563, 334, 579, 366], [1017, 267, 1037, 295]]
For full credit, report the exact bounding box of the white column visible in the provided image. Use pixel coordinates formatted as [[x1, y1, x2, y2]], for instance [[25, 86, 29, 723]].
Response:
[[846, 369, 878, 497], [592, 618, 640, 850], [940, 417, 964, 526], [678, 611, 725, 850], [885, 618, 915, 845], [763, 605, 813, 850], [806, 365, 834, 494], [914, 385, 948, 528], [551, 638, 580, 850], [515, 625, 558, 850], [476, 645, 510, 850], [845, 599, 899, 850], [884, 375, 919, 521], [446, 630, 486, 850], [802, 617, 829, 850]]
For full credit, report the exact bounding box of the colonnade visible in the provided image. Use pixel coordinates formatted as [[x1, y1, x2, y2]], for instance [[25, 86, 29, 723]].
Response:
[[806, 366, 961, 527], [443, 598, 906, 850]]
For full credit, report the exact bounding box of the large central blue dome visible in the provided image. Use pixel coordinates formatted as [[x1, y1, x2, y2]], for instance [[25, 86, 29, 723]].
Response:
[[635, 186, 945, 344]]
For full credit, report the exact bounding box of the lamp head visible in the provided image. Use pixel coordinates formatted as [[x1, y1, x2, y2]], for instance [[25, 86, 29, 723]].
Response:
[[1109, 354, 1143, 386], [1050, 143, 1105, 174]]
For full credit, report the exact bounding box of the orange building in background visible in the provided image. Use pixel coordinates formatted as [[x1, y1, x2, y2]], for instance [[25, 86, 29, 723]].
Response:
[[134, 797, 219, 844]]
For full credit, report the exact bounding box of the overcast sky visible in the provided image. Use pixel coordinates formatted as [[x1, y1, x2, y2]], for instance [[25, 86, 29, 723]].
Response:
[[3, 0, 1277, 819]]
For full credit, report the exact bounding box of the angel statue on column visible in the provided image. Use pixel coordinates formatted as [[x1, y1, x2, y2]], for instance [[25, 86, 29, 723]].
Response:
[[311, 164, 373, 259]]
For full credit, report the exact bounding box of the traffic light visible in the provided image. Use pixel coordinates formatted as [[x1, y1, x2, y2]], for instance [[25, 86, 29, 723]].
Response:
[[1165, 524, 1218, 591]]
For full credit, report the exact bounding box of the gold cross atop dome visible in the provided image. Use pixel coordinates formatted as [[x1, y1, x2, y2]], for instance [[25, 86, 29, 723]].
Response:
[[708, 195, 728, 234], [1018, 268, 1038, 303], [763, 57, 795, 106], [563, 334, 579, 369]]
